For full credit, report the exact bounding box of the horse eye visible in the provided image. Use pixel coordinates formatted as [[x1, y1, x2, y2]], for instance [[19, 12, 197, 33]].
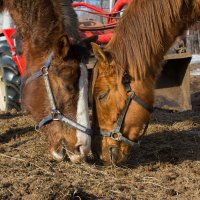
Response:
[[97, 91, 109, 101]]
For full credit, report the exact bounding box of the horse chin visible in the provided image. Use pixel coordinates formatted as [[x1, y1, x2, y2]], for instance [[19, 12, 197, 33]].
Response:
[[100, 148, 129, 166], [51, 149, 64, 162], [67, 146, 88, 163], [51, 145, 87, 163], [92, 136, 130, 165], [68, 154, 85, 163], [78, 144, 91, 157]]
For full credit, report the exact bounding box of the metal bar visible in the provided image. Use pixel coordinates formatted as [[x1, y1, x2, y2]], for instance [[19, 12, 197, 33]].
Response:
[[72, 2, 109, 14]]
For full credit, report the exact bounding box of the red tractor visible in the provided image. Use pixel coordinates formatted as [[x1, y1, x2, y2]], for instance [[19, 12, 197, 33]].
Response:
[[0, 28, 25, 111]]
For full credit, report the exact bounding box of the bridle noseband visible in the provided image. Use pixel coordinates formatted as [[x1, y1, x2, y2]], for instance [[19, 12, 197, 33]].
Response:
[[98, 73, 154, 146], [24, 52, 92, 136]]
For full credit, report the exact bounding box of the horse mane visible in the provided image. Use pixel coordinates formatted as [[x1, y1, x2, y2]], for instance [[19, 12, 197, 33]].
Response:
[[106, 0, 195, 80], [3, 0, 80, 53], [0, 0, 3, 12]]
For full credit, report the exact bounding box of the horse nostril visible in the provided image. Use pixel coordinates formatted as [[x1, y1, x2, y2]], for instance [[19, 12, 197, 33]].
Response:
[[109, 147, 119, 164], [75, 145, 81, 154]]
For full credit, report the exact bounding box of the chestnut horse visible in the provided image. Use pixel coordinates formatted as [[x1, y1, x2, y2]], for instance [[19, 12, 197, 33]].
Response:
[[0, 0, 92, 163], [91, 0, 200, 165]]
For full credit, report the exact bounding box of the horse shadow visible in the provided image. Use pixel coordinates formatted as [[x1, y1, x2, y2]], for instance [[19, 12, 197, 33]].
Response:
[[66, 188, 98, 200], [0, 126, 35, 144], [150, 105, 200, 125], [0, 111, 34, 144], [125, 125, 200, 169], [0, 112, 25, 119], [191, 91, 200, 109]]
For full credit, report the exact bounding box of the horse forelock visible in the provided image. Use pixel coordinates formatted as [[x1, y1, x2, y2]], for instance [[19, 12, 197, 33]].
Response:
[[76, 63, 91, 154], [106, 0, 196, 80], [65, 44, 90, 63]]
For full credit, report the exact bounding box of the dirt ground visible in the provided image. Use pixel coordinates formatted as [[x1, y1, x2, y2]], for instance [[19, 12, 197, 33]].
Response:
[[0, 76, 200, 200]]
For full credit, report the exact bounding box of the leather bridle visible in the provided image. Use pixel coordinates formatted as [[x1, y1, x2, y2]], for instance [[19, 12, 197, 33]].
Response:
[[23, 52, 92, 136], [98, 73, 154, 146]]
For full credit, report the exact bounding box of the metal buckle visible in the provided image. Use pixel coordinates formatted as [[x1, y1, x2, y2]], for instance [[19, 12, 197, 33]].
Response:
[[110, 132, 122, 141], [129, 91, 135, 98], [35, 124, 40, 132], [41, 66, 48, 75], [52, 110, 61, 121]]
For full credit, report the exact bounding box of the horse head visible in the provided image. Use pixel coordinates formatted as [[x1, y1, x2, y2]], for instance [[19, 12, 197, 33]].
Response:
[[90, 0, 200, 165], [91, 43, 154, 165], [22, 34, 95, 163], [1, 0, 98, 163]]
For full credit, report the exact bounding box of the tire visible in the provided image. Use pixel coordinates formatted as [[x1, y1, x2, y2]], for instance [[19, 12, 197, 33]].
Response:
[[0, 41, 21, 111]]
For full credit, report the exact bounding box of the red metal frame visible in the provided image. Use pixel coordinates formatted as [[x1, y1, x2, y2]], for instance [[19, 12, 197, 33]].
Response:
[[72, 2, 109, 15], [72, 0, 132, 43], [73, 0, 131, 23], [2, 28, 26, 75]]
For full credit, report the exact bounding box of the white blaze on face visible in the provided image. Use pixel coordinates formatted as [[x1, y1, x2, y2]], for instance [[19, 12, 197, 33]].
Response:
[[75, 63, 91, 156]]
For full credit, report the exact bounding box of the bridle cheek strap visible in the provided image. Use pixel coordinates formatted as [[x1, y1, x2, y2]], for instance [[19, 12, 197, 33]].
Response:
[[24, 51, 92, 136]]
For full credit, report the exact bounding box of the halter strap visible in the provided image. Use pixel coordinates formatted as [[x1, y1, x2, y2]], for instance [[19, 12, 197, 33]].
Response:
[[35, 112, 92, 136], [24, 52, 54, 86], [24, 51, 92, 136], [122, 73, 153, 113]]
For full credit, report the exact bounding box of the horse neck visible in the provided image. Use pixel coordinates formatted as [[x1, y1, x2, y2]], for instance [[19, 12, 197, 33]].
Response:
[[107, 0, 200, 81]]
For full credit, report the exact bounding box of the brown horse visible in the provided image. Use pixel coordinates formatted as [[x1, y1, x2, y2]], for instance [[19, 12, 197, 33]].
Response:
[[91, 0, 200, 165], [1, 0, 93, 163]]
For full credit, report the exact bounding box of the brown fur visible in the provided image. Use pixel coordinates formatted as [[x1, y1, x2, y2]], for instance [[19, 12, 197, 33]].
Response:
[[1, 0, 91, 161], [92, 0, 200, 165]]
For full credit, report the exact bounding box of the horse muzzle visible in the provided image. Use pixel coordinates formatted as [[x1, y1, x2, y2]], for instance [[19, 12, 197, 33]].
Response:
[[109, 146, 119, 164]]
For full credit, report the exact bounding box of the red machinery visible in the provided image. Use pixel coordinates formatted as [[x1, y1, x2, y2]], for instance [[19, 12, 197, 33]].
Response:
[[73, 0, 131, 43], [1, 28, 26, 75]]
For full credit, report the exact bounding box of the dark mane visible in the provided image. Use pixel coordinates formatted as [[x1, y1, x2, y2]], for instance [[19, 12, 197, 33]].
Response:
[[0, 0, 3, 12], [65, 44, 90, 62], [106, 0, 198, 80]]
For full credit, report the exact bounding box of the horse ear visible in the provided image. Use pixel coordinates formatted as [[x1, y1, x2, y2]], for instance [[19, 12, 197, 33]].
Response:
[[55, 35, 70, 58], [91, 42, 108, 63], [82, 35, 98, 50]]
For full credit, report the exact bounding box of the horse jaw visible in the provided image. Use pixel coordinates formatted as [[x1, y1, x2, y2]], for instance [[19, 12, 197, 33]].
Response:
[[51, 150, 64, 161], [75, 63, 91, 159]]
